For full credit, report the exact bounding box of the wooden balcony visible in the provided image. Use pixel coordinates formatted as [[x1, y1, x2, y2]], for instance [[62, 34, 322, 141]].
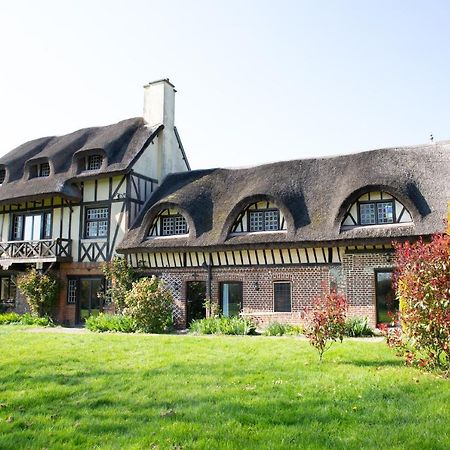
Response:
[[0, 238, 72, 267]]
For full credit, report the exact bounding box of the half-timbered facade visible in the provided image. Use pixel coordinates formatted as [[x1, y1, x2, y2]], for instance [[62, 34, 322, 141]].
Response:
[[0, 79, 190, 324], [118, 143, 450, 329]]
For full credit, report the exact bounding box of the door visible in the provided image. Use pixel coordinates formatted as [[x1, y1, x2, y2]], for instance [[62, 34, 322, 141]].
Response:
[[77, 277, 104, 323], [375, 270, 398, 324], [220, 282, 243, 317], [186, 281, 207, 324]]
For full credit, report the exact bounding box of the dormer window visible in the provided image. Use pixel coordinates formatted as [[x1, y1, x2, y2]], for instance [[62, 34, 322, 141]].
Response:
[[87, 155, 103, 171], [341, 191, 412, 229], [162, 215, 188, 235], [148, 209, 189, 237], [0, 168, 5, 185], [231, 201, 286, 234], [39, 163, 50, 177], [29, 162, 51, 178], [359, 201, 394, 225], [249, 209, 280, 231]]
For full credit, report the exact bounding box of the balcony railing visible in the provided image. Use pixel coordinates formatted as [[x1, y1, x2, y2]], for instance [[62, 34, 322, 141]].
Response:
[[0, 238, 72, 263]]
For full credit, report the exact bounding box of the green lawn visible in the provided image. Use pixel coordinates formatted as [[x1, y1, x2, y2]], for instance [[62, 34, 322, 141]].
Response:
[[0, 327, 449, 450]]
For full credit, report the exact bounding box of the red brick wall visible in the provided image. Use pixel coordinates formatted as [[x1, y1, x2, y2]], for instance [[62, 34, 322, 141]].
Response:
[[56, 262, 103, 325], [52, 251, 394, 330], [145, 266, 331, 329], [342, 252, 394, 328]]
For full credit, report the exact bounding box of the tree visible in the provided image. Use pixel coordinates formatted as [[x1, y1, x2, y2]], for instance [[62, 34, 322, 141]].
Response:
[[123, 276, 174, 333], [393, 233, 450, 373], [305, 289, 348, 361], [101, 256, 136, 313], [17, 268, 58, 317]]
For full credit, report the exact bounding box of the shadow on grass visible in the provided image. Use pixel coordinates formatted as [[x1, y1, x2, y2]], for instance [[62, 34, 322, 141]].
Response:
[[340, 359, 404, 368]]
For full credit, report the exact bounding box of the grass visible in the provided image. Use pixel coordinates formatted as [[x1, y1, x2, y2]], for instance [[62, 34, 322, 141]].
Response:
[[0, 327, 449, 449]]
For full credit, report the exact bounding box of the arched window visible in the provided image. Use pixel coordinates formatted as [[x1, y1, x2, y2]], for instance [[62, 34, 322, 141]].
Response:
[[341, 191, 412, 229], [231, 201, 287, 234], [148, 209, 189, 237]]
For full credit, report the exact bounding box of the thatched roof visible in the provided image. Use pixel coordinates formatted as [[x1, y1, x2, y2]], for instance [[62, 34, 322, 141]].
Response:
[[0, 118, 161, 204], [118, 141, 450, 251]]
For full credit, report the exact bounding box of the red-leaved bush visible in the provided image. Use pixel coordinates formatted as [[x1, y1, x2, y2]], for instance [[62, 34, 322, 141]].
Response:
[[393, 233, 450, 373], [305, 290, 348, 361]]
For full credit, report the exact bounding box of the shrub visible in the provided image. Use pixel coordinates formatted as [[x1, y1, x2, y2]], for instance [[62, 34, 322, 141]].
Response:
[[0, 312, 53, 326], [344, 317, 373, 337], [0, 312, 21, 324], [17, 269, 58, 317], [101, 257, 136, 313], [190, 316, 256, 335], [85, 313, 136, 333], [263, 322, 303, 336], [392, 233, 450, 372], [305, 289, 348, 361], [123, 276, 174, 333]]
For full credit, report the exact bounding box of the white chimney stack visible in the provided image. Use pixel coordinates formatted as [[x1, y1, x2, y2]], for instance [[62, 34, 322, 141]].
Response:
[[143, 78, 176, 129], [142, 78, 188, 179]]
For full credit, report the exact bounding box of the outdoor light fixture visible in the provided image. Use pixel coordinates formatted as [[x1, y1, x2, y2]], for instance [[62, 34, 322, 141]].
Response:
[[254, 281, 260, 291]]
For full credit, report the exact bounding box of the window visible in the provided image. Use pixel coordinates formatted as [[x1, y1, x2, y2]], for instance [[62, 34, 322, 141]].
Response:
[[248, 210, 280, 232], [0, 168, 5, 184], [11, 212, 52, 241], [87, 155, 103, 171], [359, 201, 394, 225], [39, 163, 50, 177], [274, 282, 291, 312], [220, 282, 242, 317], [161, 215, 188, 236], [0, 276, 16, 304], [67, 279, 77, 304], [85, 207, 109, 238]]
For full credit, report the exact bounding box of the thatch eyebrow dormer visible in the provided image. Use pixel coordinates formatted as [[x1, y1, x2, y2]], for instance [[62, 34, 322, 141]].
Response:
[[341, 190, 413, 230], [148, 208, 189, 237], [74, 149, 107, 174], [25, 157, 52, 179]]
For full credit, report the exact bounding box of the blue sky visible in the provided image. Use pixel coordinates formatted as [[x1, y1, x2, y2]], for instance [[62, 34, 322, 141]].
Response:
[[1, 1, 449, 169]]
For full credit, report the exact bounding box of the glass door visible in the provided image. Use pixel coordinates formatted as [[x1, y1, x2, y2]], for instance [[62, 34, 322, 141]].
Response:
[[78, 277, 103, 323], [375, 270, 398, 324], [220, 282, 243, 317]]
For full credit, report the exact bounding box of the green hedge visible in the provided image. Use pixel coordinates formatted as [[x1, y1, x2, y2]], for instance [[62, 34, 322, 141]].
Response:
[[0, 312, 54, 326], [189, 316, 256, 335], [263, 322, 304, 336], [85, 313, 137, 333]]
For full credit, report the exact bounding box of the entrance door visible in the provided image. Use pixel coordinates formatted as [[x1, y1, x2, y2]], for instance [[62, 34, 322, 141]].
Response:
[[220, 282, 243, 317], [375, 270, 398, 324], [186, 281, 206, 324], [78, 277, 104, 323]]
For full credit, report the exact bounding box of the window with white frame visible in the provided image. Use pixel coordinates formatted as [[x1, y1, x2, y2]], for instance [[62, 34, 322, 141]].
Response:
[[359, 201, 394, 225], [161, 215, 188, 236], [249, 209, 280, 232], [85, 207, 109, 238], [67, 279, 77, 304]]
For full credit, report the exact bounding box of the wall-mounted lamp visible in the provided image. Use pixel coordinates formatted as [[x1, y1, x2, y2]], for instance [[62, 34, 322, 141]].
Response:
[[254, 281, 260, 291]]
